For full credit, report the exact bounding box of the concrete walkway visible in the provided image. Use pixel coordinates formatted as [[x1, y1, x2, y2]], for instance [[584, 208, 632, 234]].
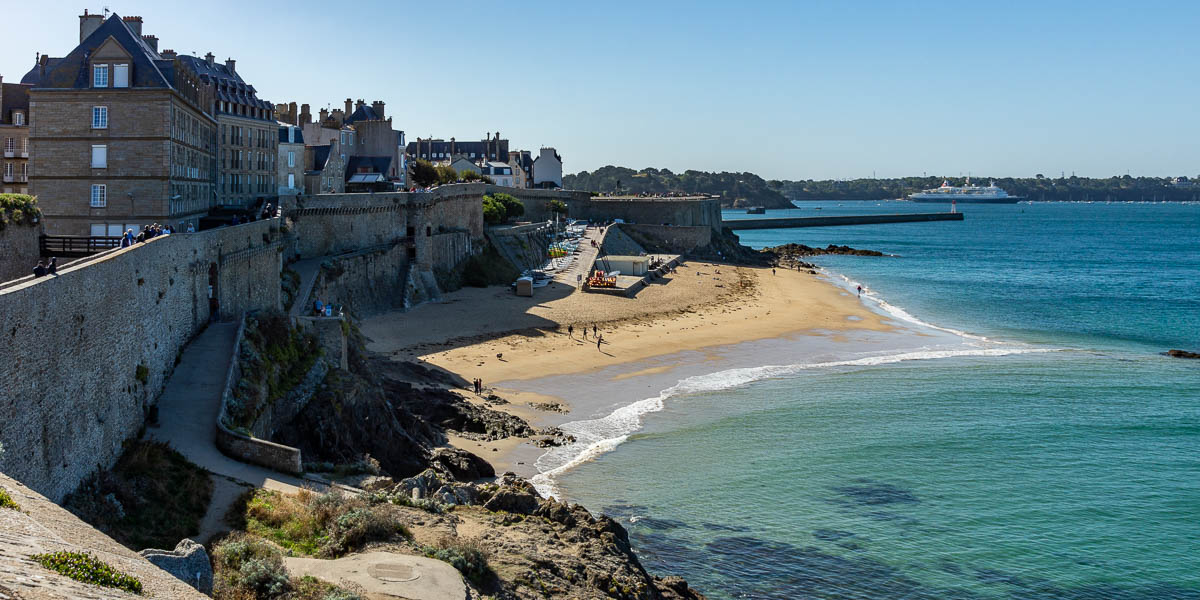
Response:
[[288, 258, 323, 318], [147, 321, 312, 496], [554, 227, 603, 289], [285, 552, 466, 600]]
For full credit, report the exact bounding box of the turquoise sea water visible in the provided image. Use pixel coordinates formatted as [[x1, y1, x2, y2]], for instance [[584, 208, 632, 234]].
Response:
[[551, 202, 1200, 599]]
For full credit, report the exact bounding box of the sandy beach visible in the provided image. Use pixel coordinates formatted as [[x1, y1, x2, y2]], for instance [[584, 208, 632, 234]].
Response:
[[361, 260, 895, 474]]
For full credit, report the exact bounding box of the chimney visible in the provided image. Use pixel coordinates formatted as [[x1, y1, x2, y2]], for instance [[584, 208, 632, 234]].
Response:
[[225, 58, 236, 74], [344, 98, 352, 115], [79, 9, 104, 43], [122, 16, 143, 37], [355, 99, 365, 111], [319, 108, 329, 122], [300, 103, 311, 124], [141, 35, 158, 53], [371, 100, 385, 120], [450, 137, 456, 156], [204, 52, 214, 67], [160, 49, 177, 59]]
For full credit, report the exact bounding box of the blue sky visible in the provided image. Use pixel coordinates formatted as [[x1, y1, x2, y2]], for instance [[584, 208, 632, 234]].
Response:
[[4, 1, 1198, 180]]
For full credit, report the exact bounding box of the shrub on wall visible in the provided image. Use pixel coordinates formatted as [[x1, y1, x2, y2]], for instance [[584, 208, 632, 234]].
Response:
[[0, 194, 41, 229]]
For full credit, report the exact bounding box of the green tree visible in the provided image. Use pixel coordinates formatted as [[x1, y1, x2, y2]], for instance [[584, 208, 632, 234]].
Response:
[[482, 195, 506, 224], [410, 160, 439, 188], [435, 166, 459, 186], [492, 193, 524, 220], [459, 170, 494, 184], [548, 198, 567, 214]]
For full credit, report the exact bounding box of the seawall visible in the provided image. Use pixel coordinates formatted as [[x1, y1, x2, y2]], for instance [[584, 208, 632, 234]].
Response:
[[0, 219, 282, 502], [728, 212, 963, 230]]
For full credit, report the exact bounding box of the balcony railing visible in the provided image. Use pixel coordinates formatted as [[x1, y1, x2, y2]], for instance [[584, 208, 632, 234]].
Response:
[[2, 151, 13, 158], [40, 235, 122, 258], [2, 175, 13, 183]]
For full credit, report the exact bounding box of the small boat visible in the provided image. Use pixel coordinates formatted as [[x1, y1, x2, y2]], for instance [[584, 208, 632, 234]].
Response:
[[746, 206, 766, 214]]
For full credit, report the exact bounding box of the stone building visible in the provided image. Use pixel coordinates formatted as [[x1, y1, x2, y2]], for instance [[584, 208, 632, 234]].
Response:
[[508, 150, 533, 189], [282, 98, 405, 193], [26, 12, 217, 235], [277, 122, 304, 198], [177, 53, 277, 210], [408, 132, 508, 163], [1, 75, 32, 195], [533, 146, 563, 189]]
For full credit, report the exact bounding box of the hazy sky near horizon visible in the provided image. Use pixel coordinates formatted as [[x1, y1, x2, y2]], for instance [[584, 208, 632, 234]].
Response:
[[4, 1, 1198, 180]]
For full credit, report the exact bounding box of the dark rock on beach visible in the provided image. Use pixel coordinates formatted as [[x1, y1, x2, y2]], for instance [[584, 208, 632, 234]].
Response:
[[1164, 349, 1200, 359]]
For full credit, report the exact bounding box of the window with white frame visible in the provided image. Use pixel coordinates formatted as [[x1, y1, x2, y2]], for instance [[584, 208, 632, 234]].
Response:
[[92, 106, 108, 129], [90, 184, 106, 207], [288, 173, 294, 189], [21, 138, 28, 153], [91, 145, 107, 168], [288, 151, 295, 168], [3, 138, 12, 153], [3, 163, 12, 178], [113, 64, 129, 88], [13, 112, 24, 126], [93, 64, 109, 87]]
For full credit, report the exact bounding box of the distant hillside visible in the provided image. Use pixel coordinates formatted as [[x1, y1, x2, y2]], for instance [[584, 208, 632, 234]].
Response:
[[564, 166, 793, 208], [769, 176, 1200, 202]]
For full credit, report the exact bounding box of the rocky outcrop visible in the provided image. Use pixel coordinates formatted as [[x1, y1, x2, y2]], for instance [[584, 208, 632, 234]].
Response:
[[765, 243, 886, 259], [429, 447, 495, 481], [372, 470, 707, 599], [138, 538, 213, 595], [1165, 349, 1200, 359]]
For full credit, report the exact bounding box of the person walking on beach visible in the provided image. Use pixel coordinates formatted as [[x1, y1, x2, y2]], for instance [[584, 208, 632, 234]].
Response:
[[597, 335, 603, 351], [772, 268, 776, 276], [857, 285, 863, 296], [593, 324, 598, 337], [568, 324, 574, 339]]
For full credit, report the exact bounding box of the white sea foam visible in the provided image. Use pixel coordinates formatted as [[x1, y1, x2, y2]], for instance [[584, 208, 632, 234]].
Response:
[[824, 269, 992, 342], [531, 344, 1059, 498]]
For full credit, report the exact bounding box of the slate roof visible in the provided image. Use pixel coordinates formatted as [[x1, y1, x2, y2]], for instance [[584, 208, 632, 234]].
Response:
[[177, 54, 272, 117], [20, 58, 62, 85], [345, 156, 393, 180], [32, 14, 171, 90], [278, 124, 304, 144], [344, 104, 381, 125], [309, 145, 332, 173], [405, 140, 504, 157], [1, 83, 30, 124]]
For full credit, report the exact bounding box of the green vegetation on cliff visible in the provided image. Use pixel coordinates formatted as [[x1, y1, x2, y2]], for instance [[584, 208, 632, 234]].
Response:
[[63, 440, 213, 551], [0, 193, 41, 229], [228, 312, 321, 432], [212, 531, 367, 600], [31, 551, 143, 594], [564, 166, 792, 208], [770, 175, 1200, 202]]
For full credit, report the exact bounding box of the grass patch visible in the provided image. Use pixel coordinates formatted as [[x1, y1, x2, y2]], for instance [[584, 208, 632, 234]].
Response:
[[242, 489, 410, 558], [31, 551, 142, 594], [63, 440, 212, 550], [0, 487, 19, 511]]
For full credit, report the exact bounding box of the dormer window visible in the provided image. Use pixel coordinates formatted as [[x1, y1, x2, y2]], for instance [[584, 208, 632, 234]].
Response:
[[114, 64, 129, 88], [93, 64, 109, 87], [13, 112, 24, 126]]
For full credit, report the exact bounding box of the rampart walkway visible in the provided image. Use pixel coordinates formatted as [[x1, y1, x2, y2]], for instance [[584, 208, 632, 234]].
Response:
[[147, 322, 312, 494]]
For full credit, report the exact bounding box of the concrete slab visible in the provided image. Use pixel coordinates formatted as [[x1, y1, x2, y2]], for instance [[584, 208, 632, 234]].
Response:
[[284, 551, 466, 600]]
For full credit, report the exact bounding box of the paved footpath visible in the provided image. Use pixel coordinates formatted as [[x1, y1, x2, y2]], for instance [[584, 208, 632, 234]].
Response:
[[147, 321, 312, 495]]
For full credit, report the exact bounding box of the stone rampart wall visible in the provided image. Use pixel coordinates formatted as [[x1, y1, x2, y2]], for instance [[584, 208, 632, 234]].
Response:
[[620, 224, 713, 254], [311, 243, 410, 318], [0, 224, 43, 283], [0, 219, 282, 501], [567, 196, 723, 232], [431, 232, 472, 272], [485, 186, 585, 223]]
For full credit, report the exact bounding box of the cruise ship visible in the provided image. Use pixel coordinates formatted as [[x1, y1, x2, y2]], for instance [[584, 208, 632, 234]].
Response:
[[909, 179, 1022, 203]]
